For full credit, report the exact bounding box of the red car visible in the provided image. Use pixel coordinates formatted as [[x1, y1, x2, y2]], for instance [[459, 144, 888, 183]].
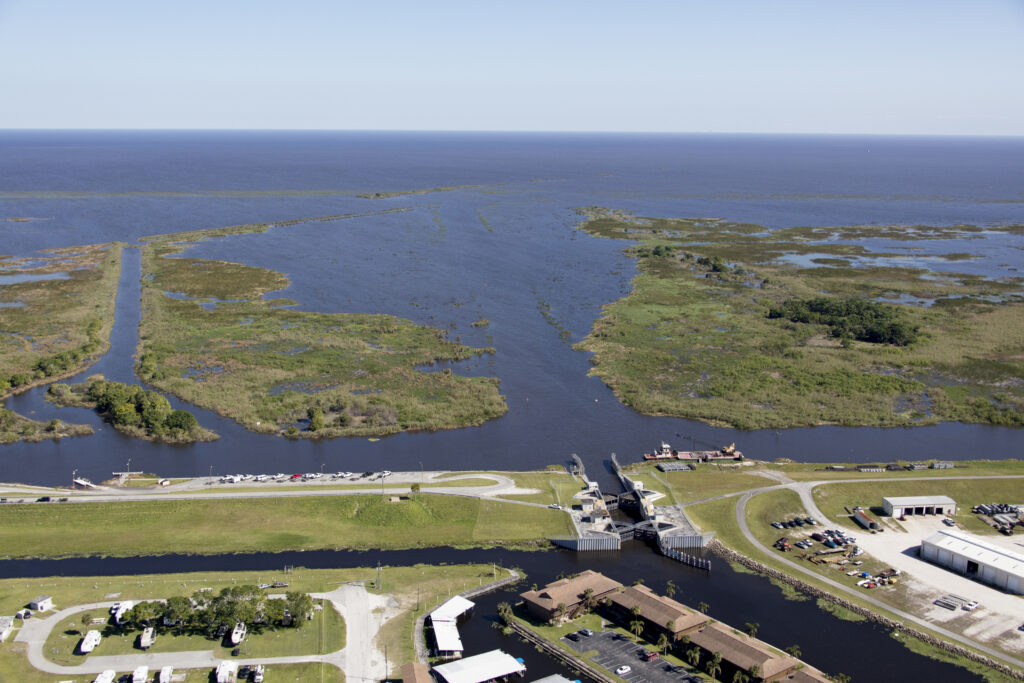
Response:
[[290, 473, 304, 480], [641, 650, 659, 661]]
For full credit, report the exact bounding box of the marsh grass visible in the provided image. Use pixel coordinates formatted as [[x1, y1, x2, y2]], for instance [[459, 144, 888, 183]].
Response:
[[574, 209, 1024, 429], [137, 227, 507, 437], [0, 408, 92, 445]]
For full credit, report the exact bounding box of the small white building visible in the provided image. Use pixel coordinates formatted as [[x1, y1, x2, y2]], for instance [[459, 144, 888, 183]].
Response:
[[432, 650, 526, 683], [883, 495, 956, 517], [216, 661, 238, 683], [29, 595, 54, 611], [132, 666, 148, 683], [159, 666, 174, 683], [94, 671, 116, 683], [921, 529, 1024, 594], [0, 616, 14, 642]]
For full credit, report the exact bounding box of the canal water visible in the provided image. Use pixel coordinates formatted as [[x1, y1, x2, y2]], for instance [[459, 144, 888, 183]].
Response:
[[0, 545, 986, 682], [2, 132, 1023, 487]]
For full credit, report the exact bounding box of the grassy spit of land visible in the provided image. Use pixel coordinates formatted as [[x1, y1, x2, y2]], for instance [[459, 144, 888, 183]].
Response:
[[0, 243, 122, 443], [135, 218, 507, 437], [0, 493, 573, 559], [575, 208, 1024, 429]]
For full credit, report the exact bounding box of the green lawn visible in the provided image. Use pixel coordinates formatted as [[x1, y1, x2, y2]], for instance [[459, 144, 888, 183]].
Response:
[[623, 462, 774, 504], [765, 459, 1024, 481], [0, 493, 575, 559], [43, 599, 344, 666], [811, 478, 1024, 533]]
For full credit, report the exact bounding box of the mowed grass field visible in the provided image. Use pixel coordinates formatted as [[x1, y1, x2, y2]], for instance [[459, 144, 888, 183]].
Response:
[[0, 494, 574, 559], [623, 462, 774, 504]]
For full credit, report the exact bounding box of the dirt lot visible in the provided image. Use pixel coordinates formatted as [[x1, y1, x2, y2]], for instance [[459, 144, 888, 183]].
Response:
[[852, 515, 1024, 653]]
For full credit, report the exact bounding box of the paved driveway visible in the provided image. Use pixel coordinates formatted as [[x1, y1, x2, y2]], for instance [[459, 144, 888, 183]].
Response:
[[562, 630, 698, 683]]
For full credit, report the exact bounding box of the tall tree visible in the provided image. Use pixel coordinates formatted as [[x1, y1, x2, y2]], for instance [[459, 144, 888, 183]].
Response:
[[629, 619, 644, 643], [706, 651, 722, 680], [665, 580, 677, 599], [687, 646, 701, 666], [745, 621, 759, 637]]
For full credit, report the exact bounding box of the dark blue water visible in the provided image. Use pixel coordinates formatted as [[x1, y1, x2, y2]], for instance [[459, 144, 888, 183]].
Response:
[[2, 131, 1024, 488]]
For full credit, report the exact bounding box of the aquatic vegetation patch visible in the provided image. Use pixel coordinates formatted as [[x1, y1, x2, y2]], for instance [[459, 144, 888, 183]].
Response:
[[0, 242, 122, 397], [137, 225, 506, 438], [0, 407, 92, 445], [575, 208, 1024, 429]]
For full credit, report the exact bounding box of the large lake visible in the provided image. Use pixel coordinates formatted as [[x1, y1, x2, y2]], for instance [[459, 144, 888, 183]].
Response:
[[1, 131, 1023, 487]]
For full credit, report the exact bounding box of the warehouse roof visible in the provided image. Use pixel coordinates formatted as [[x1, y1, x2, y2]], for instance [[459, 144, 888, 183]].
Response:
[[433, 650, 525, 683], [923, 529, 1024, 576], [883, 495, 956, 506]]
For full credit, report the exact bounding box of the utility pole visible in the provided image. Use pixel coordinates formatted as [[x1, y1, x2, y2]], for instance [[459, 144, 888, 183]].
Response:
[[376, 562, 382, 590], [320, 463, 325, 475], [419, 461, 423, 483]]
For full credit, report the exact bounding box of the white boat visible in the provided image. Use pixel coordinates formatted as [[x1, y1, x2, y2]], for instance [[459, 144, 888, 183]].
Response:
[[230, 621, 247, 645], [80, 629, 101, 653], [94, 671, 116, 683], [159, 666, 174, 683], [132, 666, 148, 683]]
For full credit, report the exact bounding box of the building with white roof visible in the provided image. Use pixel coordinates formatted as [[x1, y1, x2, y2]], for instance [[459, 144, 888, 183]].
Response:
[[432, 649, 526, 683], [882, 496, 956, 517], [920, 529, 1024, 594], [0, 616, 14, 642], [429, 595, 475, 659], [29, 595, 53, 611]]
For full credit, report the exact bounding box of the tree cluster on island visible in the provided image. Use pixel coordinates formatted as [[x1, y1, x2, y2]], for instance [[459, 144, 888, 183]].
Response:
[[47, 377, 216, 442], [767, 296, 919, 346], [116, 585, 314, 638]]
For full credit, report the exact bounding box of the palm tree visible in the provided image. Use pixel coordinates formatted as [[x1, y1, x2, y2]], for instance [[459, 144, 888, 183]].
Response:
[[733, 672, 749, 683], [786, 644, 802, 658], [582, 588, 596, 612], [698, 601, 710, 614], [687, 646, 701, 667], [830, 674, 851, 683], [665, 579, 677, 598], [553, 602, 567, 623], [496, 602, 513, 625], [657, 632, 669, 654], [706, 651, 723, 680], [745, 621, 759, 637], [748, 664, 762, 681], [629, 619, 644, 643]]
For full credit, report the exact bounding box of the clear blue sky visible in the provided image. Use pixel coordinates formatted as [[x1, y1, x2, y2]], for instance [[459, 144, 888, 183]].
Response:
[[2, 0, 1022, 134]]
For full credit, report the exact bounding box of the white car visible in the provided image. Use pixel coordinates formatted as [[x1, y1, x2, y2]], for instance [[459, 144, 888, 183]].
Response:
[[963, 600, 980, 611], [381, 470, 392, 477], [615, 665, 631, 676]]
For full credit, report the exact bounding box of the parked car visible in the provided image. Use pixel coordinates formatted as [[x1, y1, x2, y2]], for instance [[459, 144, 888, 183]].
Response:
[[963, 601, 980, 611], [565, 632, 580, 641], [579, 628, 594, 636], [640, 650, 659, 661], [615, 665, 632, 676], [771, 521, 783, 529]]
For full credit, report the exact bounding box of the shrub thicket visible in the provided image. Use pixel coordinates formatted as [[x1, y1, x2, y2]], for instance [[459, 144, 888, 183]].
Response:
[[767, 297, 919, 346]]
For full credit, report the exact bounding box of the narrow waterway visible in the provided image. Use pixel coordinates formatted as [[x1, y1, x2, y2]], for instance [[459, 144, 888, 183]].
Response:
[[0, 545, 986, 682]]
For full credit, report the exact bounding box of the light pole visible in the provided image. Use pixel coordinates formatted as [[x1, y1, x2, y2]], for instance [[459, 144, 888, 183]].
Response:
[[320, 463, 325, 475], [419, 461, 423, 483], [72, 469, 77, 485]]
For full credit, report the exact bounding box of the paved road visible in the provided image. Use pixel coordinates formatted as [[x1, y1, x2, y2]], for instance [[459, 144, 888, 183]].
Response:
[[0, 472, 557, 508]]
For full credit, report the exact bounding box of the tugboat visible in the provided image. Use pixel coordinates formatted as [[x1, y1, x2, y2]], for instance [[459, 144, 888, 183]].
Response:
[[230, 621, 247, 645], [643, 442, 678, 460]]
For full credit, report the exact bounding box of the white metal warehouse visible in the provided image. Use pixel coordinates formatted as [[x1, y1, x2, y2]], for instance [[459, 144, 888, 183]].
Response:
[[882, 495, 956, 517], [920, 529, 1024, 594]]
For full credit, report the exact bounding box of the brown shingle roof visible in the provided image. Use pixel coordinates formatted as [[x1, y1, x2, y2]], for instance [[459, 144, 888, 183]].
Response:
[[782, 667, 832, 683], [688, 622, 799, 680], [520, 570, 622, 611], [606, 585, 709, 634]]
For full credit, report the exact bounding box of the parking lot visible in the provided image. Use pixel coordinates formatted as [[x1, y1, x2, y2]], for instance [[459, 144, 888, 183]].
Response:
[[561, 630, 699, 683]]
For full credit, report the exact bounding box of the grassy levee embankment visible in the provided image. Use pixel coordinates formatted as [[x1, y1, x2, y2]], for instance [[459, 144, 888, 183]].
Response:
[[622, 461, 775, 504], [766, 459, 1024, 481], [435, 470, 587, 505], [574, 208, 1024, 430], [0, 494, 573, 559], [135, 221, 508, 438]]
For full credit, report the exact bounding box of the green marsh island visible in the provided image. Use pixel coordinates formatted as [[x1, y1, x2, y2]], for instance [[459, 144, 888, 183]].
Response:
[[136, 219, 507, 437], [0, 242, 123, 443], [576, 209, 1024, 429]]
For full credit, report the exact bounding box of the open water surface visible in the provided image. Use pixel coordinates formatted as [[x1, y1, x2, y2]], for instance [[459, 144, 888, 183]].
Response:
[[2, 132, 1023, 486]]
